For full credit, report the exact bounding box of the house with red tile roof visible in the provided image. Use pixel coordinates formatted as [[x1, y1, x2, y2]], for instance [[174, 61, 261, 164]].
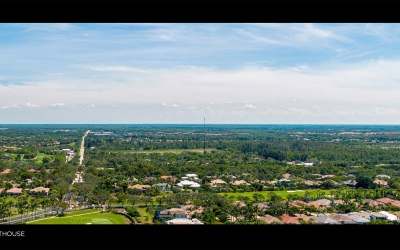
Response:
[[6, 187, 23, 196], [257, 215, 283, 224], [295, 213, 312, 222], [128, 184, 151, 190], [328, 214, 356, 224], [281, 214, 300, 224], [1, 169, 11, 174], [373, 178, 388, 186], [375, 197, 395, 204], [282, 173, 291, 180]]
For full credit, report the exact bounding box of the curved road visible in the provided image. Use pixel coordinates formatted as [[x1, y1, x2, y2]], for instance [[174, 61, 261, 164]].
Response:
[[79, 130, 90, 165]]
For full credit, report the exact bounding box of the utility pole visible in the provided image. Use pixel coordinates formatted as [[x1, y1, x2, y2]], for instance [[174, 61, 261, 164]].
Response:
[[203, 118, 206, 156]]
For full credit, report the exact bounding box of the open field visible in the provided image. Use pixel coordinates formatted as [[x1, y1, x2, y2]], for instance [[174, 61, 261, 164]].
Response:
[[35, 153, 51, 163], [220, 189, 335, 200], [26, 209, 126, 224], [111, 148, 218, 154], [137, 207, 153, 224]]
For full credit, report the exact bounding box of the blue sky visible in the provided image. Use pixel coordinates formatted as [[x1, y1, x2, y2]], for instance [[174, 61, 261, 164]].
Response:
[[1, 23, 400, 124]]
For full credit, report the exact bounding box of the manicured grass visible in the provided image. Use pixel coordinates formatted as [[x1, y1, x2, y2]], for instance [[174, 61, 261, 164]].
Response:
[[35, 153, 51, 163], [220, 189, 336, 200], [69, 142, 76, 147], [111, 148, 218, 154], [26, 209, 126, 224], [137, 207, 153, 224]]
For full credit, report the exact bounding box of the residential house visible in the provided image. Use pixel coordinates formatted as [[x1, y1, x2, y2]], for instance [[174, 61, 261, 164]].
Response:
[[281, 214, 300, 224], [1, 169, 11, 175], [26, 179, 33, 186], [157, 208, 188, 219], [160, 175, 174, 182], [342, 180, 357, 187], [233, 201, 247, 207], [178, 205, 205, 218], [231, 180, 250, 186], [378, 211, 397, 221], [321, 175, 335, 179], [176, 180, 200, 190], [375, 197, 395, 204], [253, 202, 270, 211], [303, 180, 319, 187], [294, 214, 313, 223], [29, 186, 50, 196], [282, 173, 291, 180], [290, 200, 308, 208], [357, 211, 375, 220], [142, 177, 157, 183], [0, 188, 4, 196], [128, 184, 151, 191], [310, 214, 340, 224], [370, 212, 388, 220], [6, 187, 23, 196], [306, 201, 327, 209], [343, 214, 370, 224], [257, 215, 283, 224], [362, 199, 383, 208], [163, 218, 204, 225], [373, 179, 388, 187], [28, 168, 36, 173], [210, 179, 227, 189], [376, 174, 390, 179], [328, 214, 356, 224], [185, 174, 199, 181], [152, 183, 171, 192], [315, 199, 332, 206]]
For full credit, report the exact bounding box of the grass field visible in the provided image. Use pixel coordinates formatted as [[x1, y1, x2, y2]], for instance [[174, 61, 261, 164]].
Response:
[[26, 209, 127, 225], [35, 153, 51, 163], [111, 148, 218, 154], [136, 207, 153, 224], [220, 189, 335, 200]]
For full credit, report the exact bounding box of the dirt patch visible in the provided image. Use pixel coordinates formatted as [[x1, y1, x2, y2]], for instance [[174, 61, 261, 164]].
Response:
[[114, 208, 127, 213]]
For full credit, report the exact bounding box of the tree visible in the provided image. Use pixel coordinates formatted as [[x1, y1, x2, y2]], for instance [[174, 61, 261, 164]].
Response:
[[127, 194, 141, 207], [116, 193, 127, 208], [126, 206, 140, 218], [355, 176, 376, 189]]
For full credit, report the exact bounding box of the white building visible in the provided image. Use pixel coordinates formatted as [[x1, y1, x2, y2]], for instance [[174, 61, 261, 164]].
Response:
[[163, 218, 204, 225], [176, 180, 200, 189], [378, 211, 397, 221]]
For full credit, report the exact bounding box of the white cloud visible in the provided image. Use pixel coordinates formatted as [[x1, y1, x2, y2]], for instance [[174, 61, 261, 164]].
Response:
[[161, 103, 167, 107], [50, 103, 65, 107], [90, 66, 148, 73], [111, 105, 118, 108], [187, 106, 196, 110], [172, 104, 179, 108], [244, 104, 257, 109], [25, 102, 41, 108], [1, 106, 10, 109], [86, 104, 95, 108]]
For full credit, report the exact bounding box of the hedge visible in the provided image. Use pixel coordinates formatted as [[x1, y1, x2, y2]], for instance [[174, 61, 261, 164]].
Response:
[[112, 211, 135, 224]]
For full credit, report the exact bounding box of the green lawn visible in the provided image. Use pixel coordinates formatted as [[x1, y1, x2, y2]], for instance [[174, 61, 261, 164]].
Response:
[[35, 153, 51, 163], [26, 209, 126, 225], [111, 148, 218, 154], [220, 189, 336, 200]]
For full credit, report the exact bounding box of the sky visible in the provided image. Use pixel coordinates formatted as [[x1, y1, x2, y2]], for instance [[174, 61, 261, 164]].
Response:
[[1, 23, 400, 124]]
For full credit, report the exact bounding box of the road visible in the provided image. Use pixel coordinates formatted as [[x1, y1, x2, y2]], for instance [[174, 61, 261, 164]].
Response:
[[79, 130, 90, 165]]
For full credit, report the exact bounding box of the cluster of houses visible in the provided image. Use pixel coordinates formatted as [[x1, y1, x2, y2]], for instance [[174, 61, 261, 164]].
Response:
[[154, 196, 400, 225], [122, 171, 393, 193], [0, 168, 52, 196]]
